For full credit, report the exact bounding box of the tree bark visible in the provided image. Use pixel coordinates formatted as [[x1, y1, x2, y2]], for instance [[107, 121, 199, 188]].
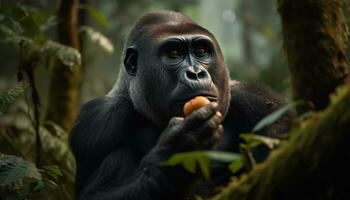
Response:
[[46, 0, 81, 130], [211, 83, 350, 200], [278, 0, 349, 114]]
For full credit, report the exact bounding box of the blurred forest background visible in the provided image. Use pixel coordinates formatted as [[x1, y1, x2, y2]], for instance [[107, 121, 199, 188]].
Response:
[[0, 0, 304, 100], [0, 0, 350, 199]]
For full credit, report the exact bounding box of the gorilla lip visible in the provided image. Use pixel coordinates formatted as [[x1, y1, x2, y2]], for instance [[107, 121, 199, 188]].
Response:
[[181, 93, 218, 103]]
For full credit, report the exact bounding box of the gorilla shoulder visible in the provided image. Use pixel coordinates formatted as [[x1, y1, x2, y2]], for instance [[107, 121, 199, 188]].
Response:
[[225, 80, 295, 137]]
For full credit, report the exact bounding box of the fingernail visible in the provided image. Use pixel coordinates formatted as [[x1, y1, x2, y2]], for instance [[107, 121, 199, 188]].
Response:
[[211, 102, 218, 108]]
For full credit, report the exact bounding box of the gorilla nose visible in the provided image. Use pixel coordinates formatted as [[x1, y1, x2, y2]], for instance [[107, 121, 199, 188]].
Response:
[[184, 68, 209, 81]]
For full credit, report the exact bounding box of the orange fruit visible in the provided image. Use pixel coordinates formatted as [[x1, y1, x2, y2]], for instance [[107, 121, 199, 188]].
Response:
[[183, 96, 210, 117]]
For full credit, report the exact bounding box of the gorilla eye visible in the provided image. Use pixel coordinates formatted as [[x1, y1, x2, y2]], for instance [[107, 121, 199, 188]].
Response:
[[166, 48, 182, 59], [194, 47, 209, 58]]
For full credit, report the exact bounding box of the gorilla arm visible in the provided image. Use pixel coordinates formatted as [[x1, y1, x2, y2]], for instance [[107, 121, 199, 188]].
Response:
[[70, 96, 134, 194], [71, 99, 222, 200]]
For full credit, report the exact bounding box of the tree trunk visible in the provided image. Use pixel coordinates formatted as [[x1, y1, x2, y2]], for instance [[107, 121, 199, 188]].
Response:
[[46, 0, 81, 130], [278, 0, 349, 114]]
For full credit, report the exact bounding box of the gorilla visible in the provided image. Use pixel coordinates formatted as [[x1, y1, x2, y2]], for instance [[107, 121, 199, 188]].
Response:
[[70, 11, 294, 200]]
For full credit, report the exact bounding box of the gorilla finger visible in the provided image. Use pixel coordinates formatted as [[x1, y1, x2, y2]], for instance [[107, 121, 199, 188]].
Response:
[[216, 125, 224, 137], [194, 112, 222, 139], [174, 133, 198, 151], [168, 117, 184, 127], [198, 135, 219, 149], [212, 126, 224, 149], [182, 103, 218, 130]]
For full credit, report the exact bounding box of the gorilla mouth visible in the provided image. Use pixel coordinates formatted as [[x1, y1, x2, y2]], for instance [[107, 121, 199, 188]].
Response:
[[180, 92, 218, 103]]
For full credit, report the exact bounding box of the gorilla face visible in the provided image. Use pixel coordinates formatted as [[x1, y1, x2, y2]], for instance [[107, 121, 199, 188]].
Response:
[[124, 13, 230, 128], [158, 35, 221, 113]]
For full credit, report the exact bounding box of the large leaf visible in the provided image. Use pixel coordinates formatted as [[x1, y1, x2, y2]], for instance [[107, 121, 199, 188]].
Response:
[[0, 27, 81, 68], [164, 151, 240, 179], [228, 159, 244, 173], [252, 101, 297, 132], [0, 83, 28, 114], [0, 153, 41, 188]]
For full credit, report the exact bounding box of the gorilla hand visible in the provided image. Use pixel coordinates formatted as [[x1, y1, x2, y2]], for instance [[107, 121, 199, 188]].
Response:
[[157, 102, 223, 152]]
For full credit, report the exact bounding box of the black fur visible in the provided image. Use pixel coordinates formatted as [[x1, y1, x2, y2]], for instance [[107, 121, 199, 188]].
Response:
[[70, 11, 294, 200]]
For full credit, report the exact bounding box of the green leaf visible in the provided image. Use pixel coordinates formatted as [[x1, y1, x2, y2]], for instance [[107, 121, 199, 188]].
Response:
[[197, 156, 210, 179], [0, 153, 42, 188], [182, 158, 197, 174], [45, 178, 60, 189], [252, 101, 298, 132], [79, 5, 109, 28], [164, 151, 240, 179], [240, 133, 280, 149], [201, 151, 240, 162], [79, 26, 114, 54], [40, 40, 81, 67], [228, 159, 244, 173], [0, 83, 28, 114], [43, 165, 63, 181]]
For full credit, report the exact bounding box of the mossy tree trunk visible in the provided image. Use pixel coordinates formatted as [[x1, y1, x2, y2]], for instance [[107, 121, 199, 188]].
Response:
[[46, 0, 81, 131], [211, 84, 350, 200], [279, 0, 349, 114]]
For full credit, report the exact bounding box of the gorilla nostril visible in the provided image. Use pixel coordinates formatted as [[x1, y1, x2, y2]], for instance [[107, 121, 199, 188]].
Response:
[[198, 71, 207, 79], [186, 71, 198, 80]]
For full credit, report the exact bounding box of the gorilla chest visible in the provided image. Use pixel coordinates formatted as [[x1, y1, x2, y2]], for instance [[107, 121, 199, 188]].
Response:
[[129, 126, 161, 158]]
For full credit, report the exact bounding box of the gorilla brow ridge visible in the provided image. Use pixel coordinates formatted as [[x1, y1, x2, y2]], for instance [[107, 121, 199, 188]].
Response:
[[125, 11, 214, 47]]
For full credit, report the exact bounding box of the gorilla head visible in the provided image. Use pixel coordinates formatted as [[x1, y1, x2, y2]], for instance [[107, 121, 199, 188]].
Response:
[[118, 11, 230, 127]]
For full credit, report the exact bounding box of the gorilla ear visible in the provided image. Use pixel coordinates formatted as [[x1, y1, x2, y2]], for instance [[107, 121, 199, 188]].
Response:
[[124, 47, 138, 76]]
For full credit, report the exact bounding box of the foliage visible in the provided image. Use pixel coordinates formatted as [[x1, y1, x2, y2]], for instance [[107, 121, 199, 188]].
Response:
[[0, 25, 81, 70], [165, 151, 240, 179], [0, 153, 41, 189], [0, 153, 41, 200], [0, 81, 69, 199], [0, 153, 65, 200], [0, 1, 81, 70], [252, 101, 297, 133], [0, 2, 78, 199], [0, 83, 28, 114]]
